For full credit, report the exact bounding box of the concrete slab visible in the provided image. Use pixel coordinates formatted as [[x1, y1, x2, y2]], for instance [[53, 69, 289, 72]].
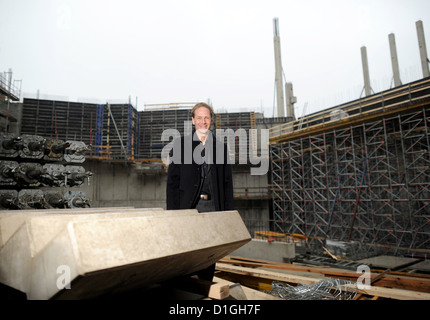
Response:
[[0, 209, 251, 299], [409, 260, 430, 272], [230, 239, 295, 263], [0, 223, 32, 293], [0, 207, 163, 247], [23, 209, 197, 254], [358, 255, 420, 269], [0, 208, 196, 293]]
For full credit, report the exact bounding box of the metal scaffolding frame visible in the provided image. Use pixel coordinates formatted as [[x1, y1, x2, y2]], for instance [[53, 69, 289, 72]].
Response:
[[21, 99, 265, 165], [21, 99, 138, 161], [270, 94, 430, 256]]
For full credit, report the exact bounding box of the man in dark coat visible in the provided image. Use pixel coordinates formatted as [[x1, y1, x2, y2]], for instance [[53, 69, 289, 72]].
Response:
[[166, 103, 234, 212], [166, 102, 234, 281]]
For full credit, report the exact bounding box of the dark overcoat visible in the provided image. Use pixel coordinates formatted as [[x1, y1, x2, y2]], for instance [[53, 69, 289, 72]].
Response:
[[166, 132, 234, 211]]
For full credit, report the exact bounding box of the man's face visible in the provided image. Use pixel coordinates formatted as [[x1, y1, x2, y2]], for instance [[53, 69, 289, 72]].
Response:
[[192, 106, 213, 134]]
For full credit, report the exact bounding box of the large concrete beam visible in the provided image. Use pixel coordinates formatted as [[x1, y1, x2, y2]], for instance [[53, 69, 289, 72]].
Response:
[[0, 209, 251, 299], [416, 20, 430, 78], [389, 33, 402, 87], [285, 82, 296, 121], [0, 208, 187, 294], [0, 207, 163, 247]]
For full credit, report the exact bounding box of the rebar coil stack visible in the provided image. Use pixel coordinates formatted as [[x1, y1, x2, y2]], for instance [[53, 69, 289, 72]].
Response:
[[0, 133, 92, 210]]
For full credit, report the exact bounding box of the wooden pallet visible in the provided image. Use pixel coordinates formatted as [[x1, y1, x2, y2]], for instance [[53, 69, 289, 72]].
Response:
[[215, 256, 430, 300]]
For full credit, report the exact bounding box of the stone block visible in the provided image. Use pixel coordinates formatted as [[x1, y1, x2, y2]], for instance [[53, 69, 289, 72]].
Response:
[[0, 209, 251, 299], [230, 238, 295, 263]]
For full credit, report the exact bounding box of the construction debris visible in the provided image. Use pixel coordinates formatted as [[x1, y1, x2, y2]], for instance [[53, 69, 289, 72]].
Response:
[[215, 256, 430, 300]]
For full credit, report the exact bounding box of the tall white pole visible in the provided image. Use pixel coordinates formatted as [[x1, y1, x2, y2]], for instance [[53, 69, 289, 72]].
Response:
[[273, 18, 285, 117], [389, 33, 402, 87], [361, 46, 372, 96], [416, 20, 430, 78]]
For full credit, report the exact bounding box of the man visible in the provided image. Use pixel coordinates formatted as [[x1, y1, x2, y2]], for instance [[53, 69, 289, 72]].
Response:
[[166, 102, 234, 281], [166, 102, 234, 212]]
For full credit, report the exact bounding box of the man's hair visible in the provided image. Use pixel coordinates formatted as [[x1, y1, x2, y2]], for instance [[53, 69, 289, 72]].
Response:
[[191, 102, 215, 119]]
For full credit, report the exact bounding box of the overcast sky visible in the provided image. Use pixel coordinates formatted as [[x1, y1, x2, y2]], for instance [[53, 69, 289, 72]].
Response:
[[1, 0, 430, 116]]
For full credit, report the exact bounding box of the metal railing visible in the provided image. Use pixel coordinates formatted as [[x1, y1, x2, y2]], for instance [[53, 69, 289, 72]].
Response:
[[270, 77, 430, 143], [0, 72, 21, 101]]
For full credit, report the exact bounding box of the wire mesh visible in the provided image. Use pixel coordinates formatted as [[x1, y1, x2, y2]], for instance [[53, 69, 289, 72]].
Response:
[[266, 279, 358, 300]]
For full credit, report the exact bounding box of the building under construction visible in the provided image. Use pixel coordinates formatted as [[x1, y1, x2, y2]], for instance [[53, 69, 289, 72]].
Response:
[[0, 94, 272, 225], [2, 77, 430, 257]]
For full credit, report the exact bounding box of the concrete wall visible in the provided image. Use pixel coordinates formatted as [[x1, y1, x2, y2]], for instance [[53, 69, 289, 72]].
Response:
[[0, 100, 22, 135], [80, 161, 167, 209], [79, 160, 271, 229]]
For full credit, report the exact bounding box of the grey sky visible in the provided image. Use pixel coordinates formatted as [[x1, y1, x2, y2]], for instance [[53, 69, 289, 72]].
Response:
[[1, 0, 429, 116]]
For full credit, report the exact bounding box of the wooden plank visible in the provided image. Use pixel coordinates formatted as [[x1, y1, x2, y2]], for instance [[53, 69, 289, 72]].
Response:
[[357, 285, 430, 301], [213, 276, 282, 300], [221, 257, 363, 280], [216, 263, 430, 300], [215, 271, 274, 292], [166, 277, 230, 300], [217, 263, 322, 285], [228, 256, 289, 265]]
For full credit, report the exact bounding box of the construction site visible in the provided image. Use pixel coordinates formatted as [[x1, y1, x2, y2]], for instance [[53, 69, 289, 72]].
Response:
[[1, 18, 430, 302]]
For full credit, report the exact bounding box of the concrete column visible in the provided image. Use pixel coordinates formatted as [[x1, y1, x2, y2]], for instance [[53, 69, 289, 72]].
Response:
[[361, 46, 372, 96], [285, 82, 296, 121], [416, 20, 430, 78], [389, 33, 402, 87], [273, 18, 285, 117], [7, 68, 13, 91]]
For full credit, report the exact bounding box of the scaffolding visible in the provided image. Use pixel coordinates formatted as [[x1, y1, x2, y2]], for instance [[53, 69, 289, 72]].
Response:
[[20, 99, 264, 165], [270, 77, 430, 257], [0, 70, 20, 101], [215, 111, 262, 163], [137, 107, 191, 160], [21, 99, 138, 161], [21, 99, 96, 143]]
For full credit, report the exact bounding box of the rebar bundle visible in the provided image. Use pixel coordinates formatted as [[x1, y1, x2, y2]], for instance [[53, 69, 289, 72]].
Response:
[[0, 133, 91, 210]]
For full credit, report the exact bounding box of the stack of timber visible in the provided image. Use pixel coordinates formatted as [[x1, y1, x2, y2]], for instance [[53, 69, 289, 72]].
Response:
[[215, 256, 430, 300], [0, 207, 251, 300]]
